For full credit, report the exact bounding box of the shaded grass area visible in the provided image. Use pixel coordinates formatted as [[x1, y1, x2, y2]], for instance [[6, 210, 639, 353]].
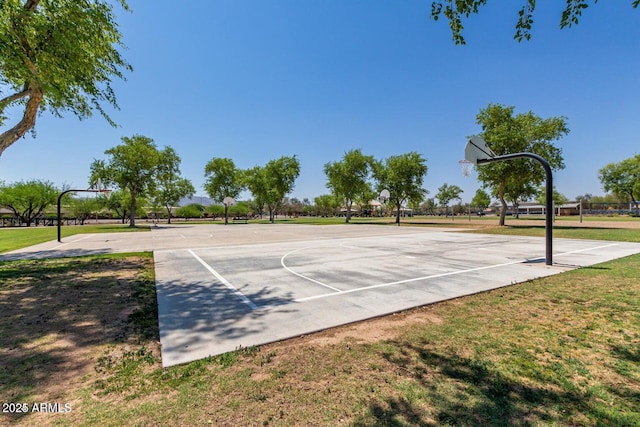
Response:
[[0, 224, 150, 253], [0, 253, 156, 426], [2, 251, 639, 426], [467, 225, 640, 242]]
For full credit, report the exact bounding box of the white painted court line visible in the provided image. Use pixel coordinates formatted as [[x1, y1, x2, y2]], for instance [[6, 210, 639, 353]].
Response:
[[294, 243, 620, 303], [295, 258, 526, 302], [187, 249, 258, 310], [280, 247, 343, 292], [52, 234, 95, 250], [558, 242, 618, 255]]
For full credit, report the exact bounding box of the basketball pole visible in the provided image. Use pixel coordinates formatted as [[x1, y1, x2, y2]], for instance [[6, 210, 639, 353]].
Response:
[[57, 188, 111, 242], [477, 152, 553, 266]]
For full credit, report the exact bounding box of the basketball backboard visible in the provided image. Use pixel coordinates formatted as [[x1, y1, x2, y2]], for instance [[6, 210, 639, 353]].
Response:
[[464, 135, 496, 165]]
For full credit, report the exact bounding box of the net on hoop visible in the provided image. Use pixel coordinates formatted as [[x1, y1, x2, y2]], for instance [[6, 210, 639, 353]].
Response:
[[459, 160, 473, 177]]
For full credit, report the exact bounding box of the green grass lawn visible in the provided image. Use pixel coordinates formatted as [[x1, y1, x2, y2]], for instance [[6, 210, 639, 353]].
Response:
[[0, 224, 150, 253], [467, 225, 640, 243]]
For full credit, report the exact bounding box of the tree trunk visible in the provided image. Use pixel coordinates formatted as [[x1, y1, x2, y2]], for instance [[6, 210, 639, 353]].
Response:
[[395, 201, 401, 224], [165, 205, 172, 224], [345, 200, 352, 224], [129, 196, 136, 227], [498, 183, 507, 226]]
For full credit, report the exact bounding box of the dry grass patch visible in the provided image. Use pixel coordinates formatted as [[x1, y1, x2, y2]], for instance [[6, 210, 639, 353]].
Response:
[[0, 254, 158, 426]]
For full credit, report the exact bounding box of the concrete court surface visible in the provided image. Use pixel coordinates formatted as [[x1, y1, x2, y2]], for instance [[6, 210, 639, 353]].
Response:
[[3, 223, 640, 367]]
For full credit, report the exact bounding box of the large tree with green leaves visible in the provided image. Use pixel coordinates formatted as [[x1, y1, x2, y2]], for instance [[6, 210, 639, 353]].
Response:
[[90, 134, 160, 227], [204, 157, 245, 224], [598, 155, 640, 205], [373, 152, 428, 225], [475, 104, 568, 226], [324, 149, 375, 223], [471, 188, 491, 211], [0, 0, 132, 156], [435, 183, 463, 218], [245, 155, 300, 223], [0, 179, 57, 226], [153, 146, 194, 224], [430, 1, 639, 45]]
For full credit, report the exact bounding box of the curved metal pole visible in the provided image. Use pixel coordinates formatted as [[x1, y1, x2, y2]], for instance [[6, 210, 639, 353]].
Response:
[[478, 152, 553, 265], [57, 189, 98, 242]]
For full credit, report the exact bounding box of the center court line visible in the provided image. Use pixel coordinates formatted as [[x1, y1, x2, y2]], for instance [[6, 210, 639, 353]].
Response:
[[294, 243, 620, 303], [187, 249, 258, 310]]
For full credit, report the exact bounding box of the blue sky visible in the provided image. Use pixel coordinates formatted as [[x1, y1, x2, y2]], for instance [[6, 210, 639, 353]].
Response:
[[1, 1, 638, 203]]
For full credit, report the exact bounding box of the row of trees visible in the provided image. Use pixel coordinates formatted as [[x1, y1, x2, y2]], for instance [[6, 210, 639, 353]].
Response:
[[0, 178, 635, 227], [324, 150, 429, 224], [2, 105, 638, 227], [87, 134, 302, 226], [204, 156, 300, 224]]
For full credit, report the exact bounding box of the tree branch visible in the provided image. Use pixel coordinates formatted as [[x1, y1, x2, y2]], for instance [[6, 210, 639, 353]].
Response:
[[0, 87, 30, 112], [23, 0, 40, 12], [0, 83, 43, 157]]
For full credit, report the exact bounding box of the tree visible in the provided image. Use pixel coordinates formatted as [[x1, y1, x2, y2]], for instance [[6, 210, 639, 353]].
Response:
[[203, 158, 245, 224], [471, 188, 491, 211], [175, 203, 204, 220], [0, 179, 57, 226], [373, 152, 428, 225], [69, 196, 100, 225], [475, 104, 568, 226], [90, 134, 160, 227], [283, 197, 304, 217], [245, 156, 300, 223], [435, 183, 463, 218], [421, 198, 438, 215], [598, 155, 640, 204], [98, 189, 129, 224], [536, 185, 569, 206], [324, 149, 375, 223], [314, 194, 340, 217], [0, 0, 132, 156], [154, 146, 195, 224], [205, 204, 225, 220], [229, 201, 250, 217], [575, 193, 592, 209], [430, 1, 640, 45]]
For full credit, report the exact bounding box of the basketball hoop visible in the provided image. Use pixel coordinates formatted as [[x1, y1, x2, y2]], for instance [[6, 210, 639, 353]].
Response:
[[459, 160, 473, 177]]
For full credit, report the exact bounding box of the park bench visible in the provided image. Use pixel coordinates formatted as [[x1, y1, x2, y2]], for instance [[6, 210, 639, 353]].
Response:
[[232, 216, 249, 224]]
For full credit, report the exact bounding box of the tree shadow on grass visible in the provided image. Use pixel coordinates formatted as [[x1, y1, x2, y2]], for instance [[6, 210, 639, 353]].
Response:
[[356, 342, 627, 426], [0, 256, 156, 424]]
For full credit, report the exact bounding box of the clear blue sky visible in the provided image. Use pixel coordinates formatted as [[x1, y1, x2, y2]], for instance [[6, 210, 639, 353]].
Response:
[[1, 1, 638, 203]]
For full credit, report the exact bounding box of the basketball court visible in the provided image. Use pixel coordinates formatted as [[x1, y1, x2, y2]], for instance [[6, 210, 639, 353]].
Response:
[[3, 223, 640, 367], [150, 224, 640, 366]]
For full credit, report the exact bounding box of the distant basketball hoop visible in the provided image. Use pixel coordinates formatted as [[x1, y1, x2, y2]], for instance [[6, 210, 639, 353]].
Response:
[[459, 160, 473, 177]]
